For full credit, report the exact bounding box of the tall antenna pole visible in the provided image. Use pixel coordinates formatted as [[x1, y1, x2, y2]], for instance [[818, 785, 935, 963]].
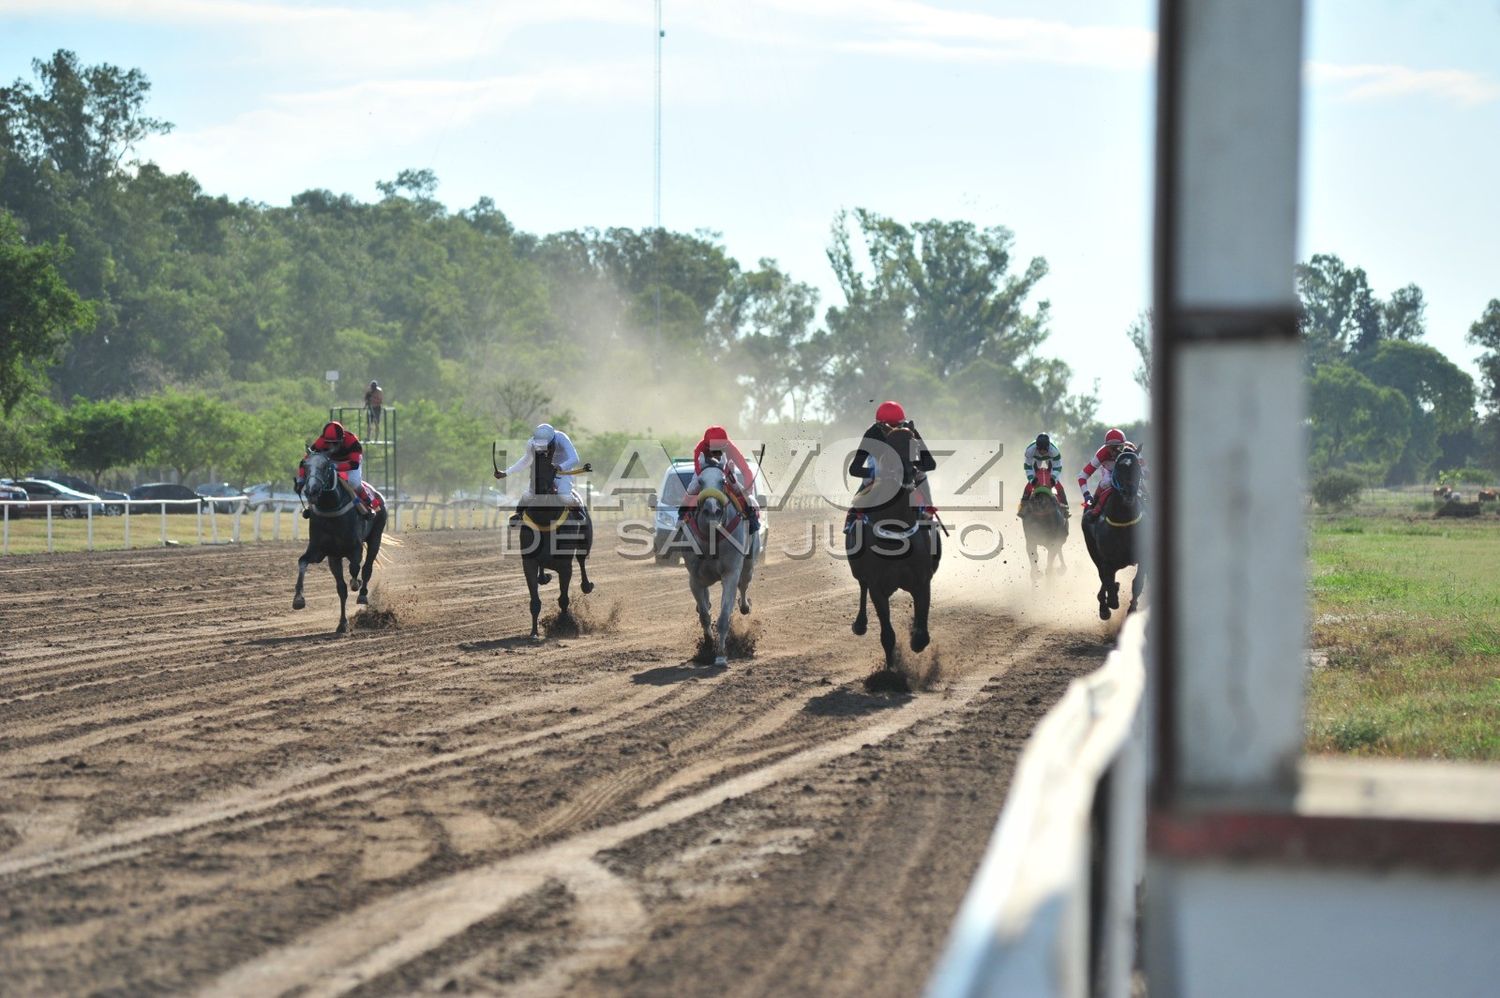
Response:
[[652, 0, 663, 374]]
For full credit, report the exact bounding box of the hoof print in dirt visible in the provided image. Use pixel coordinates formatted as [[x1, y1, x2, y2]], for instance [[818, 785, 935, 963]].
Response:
[[352, 606, 399, 631], [863, 669, 912, 695], [542, 610, 581, 639]]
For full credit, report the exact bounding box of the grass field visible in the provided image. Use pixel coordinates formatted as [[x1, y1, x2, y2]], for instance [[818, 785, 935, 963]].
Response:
[[1308, 514, 1500, 761]]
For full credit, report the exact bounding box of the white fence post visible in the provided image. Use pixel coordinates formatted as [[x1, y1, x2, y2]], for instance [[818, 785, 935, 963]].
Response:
[[159, 505, 167, 546], [123, 502, 131, 550], [46, 504, 54, 553], [195, 504, 203, 545], [87, 503, 94, 552]]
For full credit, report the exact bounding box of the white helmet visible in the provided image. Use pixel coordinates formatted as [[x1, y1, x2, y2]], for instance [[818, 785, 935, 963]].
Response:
[[529, 423, 557, 450]]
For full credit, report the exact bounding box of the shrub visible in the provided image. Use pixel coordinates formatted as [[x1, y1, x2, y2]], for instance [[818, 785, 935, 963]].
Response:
[[1439, 467, 1493, 487], [1312, 470, 1364, 509]]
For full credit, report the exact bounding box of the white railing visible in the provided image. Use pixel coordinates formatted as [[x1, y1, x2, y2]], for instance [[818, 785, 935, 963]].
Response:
[[928, 613, 1148, 998]]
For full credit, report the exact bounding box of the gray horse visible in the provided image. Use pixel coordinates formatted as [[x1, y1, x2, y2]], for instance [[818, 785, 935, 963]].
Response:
[[679, 459, 755, 667]]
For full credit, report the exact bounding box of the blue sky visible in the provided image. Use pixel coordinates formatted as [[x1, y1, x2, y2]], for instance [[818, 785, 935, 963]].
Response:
[[3, 0, 1497, 423]]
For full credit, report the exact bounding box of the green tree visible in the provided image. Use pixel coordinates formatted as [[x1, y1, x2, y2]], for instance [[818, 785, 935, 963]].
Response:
[[1125, 309, 1153, 393], [1297, 254, 1380, 366], [1308, 363, 1411, 473], [57, 397, 153, 487], [1467, 298, 1500, 472], [1356, 340, 1474, 483], [0, 210, 94, 414], [0, 393, 62, 478], [142, 391, 246, 483]]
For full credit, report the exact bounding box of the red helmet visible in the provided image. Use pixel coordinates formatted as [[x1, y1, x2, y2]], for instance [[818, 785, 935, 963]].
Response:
[[702, 424, 729, 447], [876, 400, 905, 424], [322, 421, 345, 443], [1104, 427, 1126, 449]]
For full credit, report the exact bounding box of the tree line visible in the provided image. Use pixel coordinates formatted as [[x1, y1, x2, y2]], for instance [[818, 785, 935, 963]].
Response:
[[2, 50, 1106, 495]]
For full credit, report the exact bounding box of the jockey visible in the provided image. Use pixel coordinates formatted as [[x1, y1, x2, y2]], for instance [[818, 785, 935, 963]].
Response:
[[847, 400, 937, 524], [497, 423, 586, 525], [1019, 432, 1068, 514], [681, 425, 761, 535], [296, 420, 373, 518], [1077, 427, 1146, 519]]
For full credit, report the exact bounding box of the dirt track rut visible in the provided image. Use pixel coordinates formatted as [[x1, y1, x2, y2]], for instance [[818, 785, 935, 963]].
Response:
[[0, 518, 1111, 995]]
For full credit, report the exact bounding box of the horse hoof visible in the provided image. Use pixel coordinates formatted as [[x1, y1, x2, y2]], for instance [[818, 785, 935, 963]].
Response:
[[911, 631, 930, 653], [1098, 604, 1111, 621], [714, 656, 728, 668], [852, 618, 867, 636], [537, 572, 552, 585], [739, 599, 750, 615], [292, 595, 305, 610], [336, 621, 348, 634], [581, 581, 595, 594], [1108, 592, 1120, 610], [357, 591, 369, 605]]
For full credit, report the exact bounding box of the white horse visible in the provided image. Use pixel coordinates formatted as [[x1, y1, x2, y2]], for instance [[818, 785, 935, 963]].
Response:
[[679, 459, 755, 667]]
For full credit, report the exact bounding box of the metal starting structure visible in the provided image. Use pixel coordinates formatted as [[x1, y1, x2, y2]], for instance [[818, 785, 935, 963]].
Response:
[[330, 404, 398, 501]]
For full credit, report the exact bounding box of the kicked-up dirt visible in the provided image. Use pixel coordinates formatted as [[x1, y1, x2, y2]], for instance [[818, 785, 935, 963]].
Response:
[[0, 513, 1116, 996]]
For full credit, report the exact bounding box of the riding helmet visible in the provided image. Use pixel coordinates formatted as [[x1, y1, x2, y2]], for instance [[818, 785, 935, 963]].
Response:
[[876, 400, 905, 423]]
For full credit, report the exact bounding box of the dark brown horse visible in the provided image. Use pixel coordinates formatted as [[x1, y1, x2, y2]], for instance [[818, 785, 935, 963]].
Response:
[[847, 426, 939, 670], [1082, 448, 1146, 620], [506, 445, 594, 639], [1020, 460, 1069, 580], [292, 451, 387, 633]]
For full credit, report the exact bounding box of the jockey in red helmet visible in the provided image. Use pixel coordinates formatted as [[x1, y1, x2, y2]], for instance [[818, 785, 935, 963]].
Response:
[[1018, 431, 1068, 514], [295, 420, 374, 517], [1077, 427, 1145, 519], [681, 424, 761, 534], [846, 400, 938, 525]]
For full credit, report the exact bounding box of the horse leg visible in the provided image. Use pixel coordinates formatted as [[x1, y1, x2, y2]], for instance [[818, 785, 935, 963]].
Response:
[[1107, 576, 1121, 610], [293, 549, 311, 610], [1128, 563, 1146, 613], [852, 579, 869, 636], [577, 555, 594, 595], [524, 560, 543, 639], [871, 586, 897, 669], [358, 522, 383, 606], [329, 559, 349, 634], [714, 571, 737, 667], [909, 573, 931, 654], [556, 560, 573, 620], [737, 543, 754, 615]]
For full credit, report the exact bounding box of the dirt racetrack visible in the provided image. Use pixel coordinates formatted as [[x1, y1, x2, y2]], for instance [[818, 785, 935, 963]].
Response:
[[0, 514, 1116, 996]]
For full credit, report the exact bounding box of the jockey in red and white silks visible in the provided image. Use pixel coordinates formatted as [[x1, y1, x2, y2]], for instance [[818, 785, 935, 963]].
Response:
[[1077, 427, 1146, 516]]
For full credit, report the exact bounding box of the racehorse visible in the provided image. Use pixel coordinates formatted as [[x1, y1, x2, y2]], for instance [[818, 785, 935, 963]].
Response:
[[847, 425, 939, 670], [508, 444, 594, 639], [1019, 460, 1068, 580], [1082, 447, 1146, 621], [679, 456, 755, 667], [292, 451, 387, 633]]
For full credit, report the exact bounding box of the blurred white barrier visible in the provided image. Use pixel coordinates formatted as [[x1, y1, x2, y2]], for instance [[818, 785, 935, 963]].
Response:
[[928, 614, 1148, 998]]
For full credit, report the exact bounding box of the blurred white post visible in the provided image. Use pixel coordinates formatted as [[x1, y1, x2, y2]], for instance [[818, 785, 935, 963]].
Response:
[[46, 505, 54, 553], [273, 508, 281, 541], [292, 509, 301, 541], [123, 503, 131, 550], [159, 505, 168, 546], [87, 504, 94, 552], [210, 505, 219, 544], [195, 504, 203, 545], [2, 504, 8, 555], [1152, 0, 1306, 800]]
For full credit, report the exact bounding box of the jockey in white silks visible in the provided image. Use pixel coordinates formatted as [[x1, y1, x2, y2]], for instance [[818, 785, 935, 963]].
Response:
[[503, 424, 584, 521]]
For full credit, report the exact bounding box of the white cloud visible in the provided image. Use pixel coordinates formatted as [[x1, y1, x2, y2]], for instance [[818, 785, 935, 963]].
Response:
[[1309, 61, 1500, 106]]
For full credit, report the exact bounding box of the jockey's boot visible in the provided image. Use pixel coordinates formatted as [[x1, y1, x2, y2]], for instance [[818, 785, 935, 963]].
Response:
[[509, 503, 525, 526], [302, 508, 312, 519]]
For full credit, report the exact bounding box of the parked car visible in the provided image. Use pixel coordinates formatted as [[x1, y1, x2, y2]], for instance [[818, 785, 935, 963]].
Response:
[[244, 481, 302, 512], [0, 480, 30, 512], [14, 479, 105, 518], [648, 457, 770, 564], [30, 474, 128, 515], [195, 482, 248, 512], [129, 483, 207, 514]]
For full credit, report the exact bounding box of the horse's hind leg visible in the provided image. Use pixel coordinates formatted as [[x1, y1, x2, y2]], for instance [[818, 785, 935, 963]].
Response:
[[556, 561, 574, 620], [358, 526, 383, 606], [737, 547, 754, 615], [909, 574, 931, 654], [715, 571, 739, 667], [524, 561, 543, 639], [577, 555, 594, 595], [871, 586, 897, 669], [1128, 564, 1146, 613], [852, 579, 869, 636], [329, 559, 349, 634]]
